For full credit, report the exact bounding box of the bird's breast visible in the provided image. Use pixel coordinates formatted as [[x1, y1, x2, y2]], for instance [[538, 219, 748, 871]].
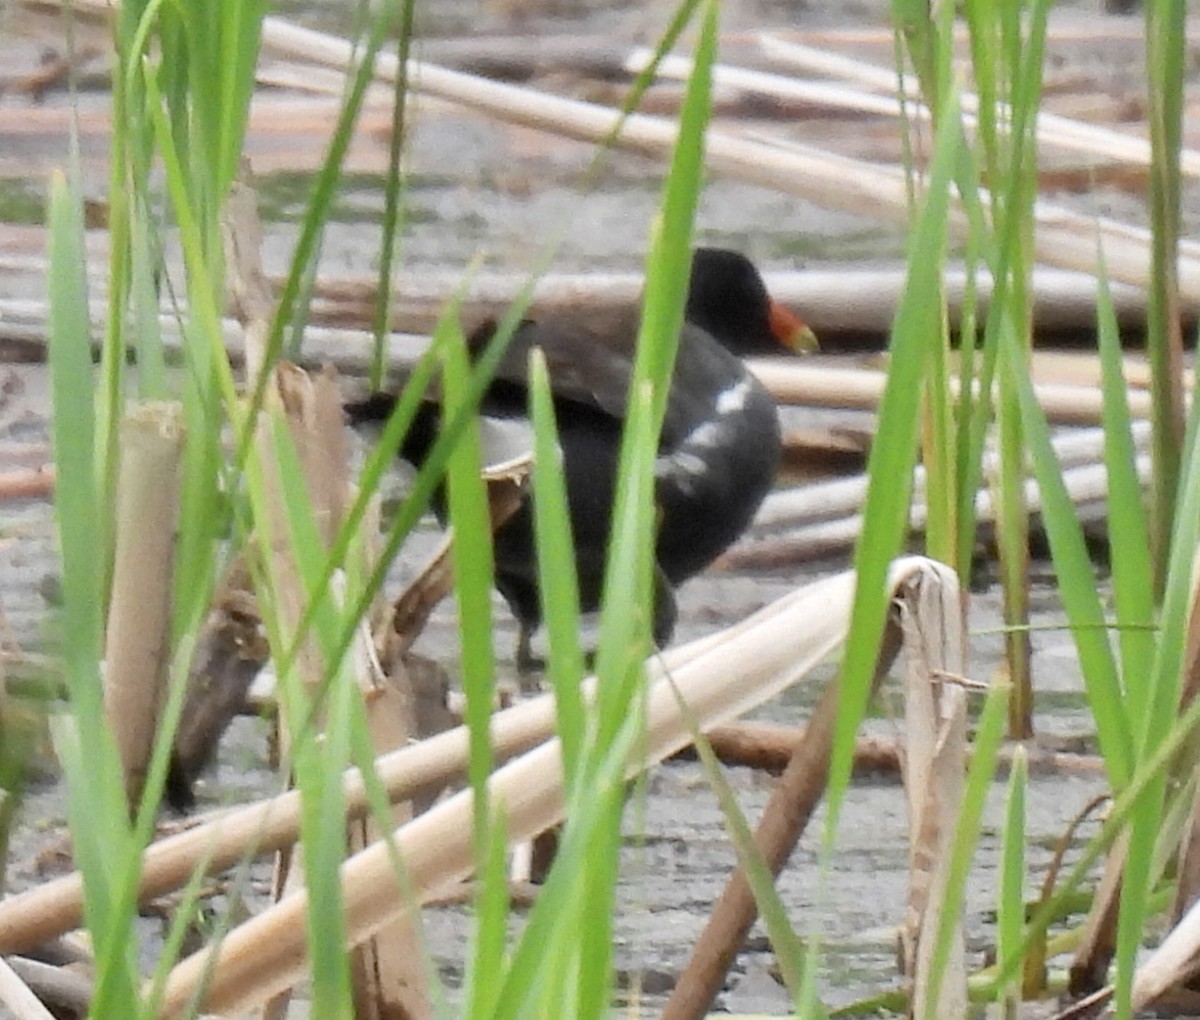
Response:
[[655, 373, 780, 500], [652, 371, 781, 584]]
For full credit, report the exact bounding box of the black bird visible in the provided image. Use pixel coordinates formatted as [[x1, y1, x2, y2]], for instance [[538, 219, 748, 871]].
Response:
[[350, 248, 814, 669]]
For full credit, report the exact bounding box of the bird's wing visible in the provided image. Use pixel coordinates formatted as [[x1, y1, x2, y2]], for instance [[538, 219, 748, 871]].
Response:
[[470, 317, 639, 422], [474, 317, 751, 451]]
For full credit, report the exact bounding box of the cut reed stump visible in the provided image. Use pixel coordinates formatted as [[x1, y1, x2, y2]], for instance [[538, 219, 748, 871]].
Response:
[[231, 169, 434, 1020], [101, 402, 184, 811], [897, 567, 970, 1019]]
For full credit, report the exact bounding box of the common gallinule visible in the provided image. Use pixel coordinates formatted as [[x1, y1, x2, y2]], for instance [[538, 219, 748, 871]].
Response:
[[351, 248, 813, 669]]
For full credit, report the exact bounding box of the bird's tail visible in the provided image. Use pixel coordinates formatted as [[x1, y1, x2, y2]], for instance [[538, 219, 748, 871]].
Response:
[[345, 392, 442, 469], [344, 392, 400, 424]]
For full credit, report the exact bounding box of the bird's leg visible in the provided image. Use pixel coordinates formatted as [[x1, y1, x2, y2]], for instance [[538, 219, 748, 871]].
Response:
[[651, 564, 678, 650], [515, 623, 546, 681], [515, 566, 673, 679]]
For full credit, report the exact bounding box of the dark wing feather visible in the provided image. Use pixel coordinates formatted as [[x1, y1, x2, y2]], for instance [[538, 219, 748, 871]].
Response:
[[470, 316, 639, 423], [356, 314, 752, 454], [473, 316, 754, 451]]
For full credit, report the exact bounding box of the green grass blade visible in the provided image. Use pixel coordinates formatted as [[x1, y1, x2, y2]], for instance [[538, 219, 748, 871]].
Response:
[[439, 315, 499, 856], [463, 809, 510, 1018], [257, 416, 360, 1017], [480, 6, 719, 1015], [1114, 776, 1167, 1020], [528, 350, 587, 780], [256, 1, 400, 373], [47, 172, 101, 689], [998, 331, 1134, 790], [995, 675, 1200, 994], [301, 672, 358, 1019], [826, 91, 961, 822], [47, 174, 138, 991], [572, 780, 626, 1019], [488, 705, 646, 1020], [997, 745, 1027, 1015], [593, 0, 717, 728], [1143, 0, 1188, 591], [809, 82, 963, 1018], [214, 1, 269, 198], [1110, 325, 1200, 1018], [1094, 256, 1155, 714], [369, 0, 417, 390]]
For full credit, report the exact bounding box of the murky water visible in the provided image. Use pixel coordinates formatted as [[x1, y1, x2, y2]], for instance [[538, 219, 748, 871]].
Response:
[[0, 0, 1166, 1012]]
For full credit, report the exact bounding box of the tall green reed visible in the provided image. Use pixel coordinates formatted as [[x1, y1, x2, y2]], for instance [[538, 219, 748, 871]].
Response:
[[876, 1, 1196, 1015], [473, 8, 720, 1015], [44, 0, 732, 1015], [1143, 0, 1187, 591], [808, 48, 967, 1020]]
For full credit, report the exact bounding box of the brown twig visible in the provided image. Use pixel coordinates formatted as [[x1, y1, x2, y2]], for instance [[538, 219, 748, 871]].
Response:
[[3, 956, 92, 1016], [0, 468, 55, 501], [384, 462, 529, 659], [660, 625, 902, 1020], [422, 880, 540, 909], [167, 559, 268, 809], [672, 721, 1106, 778]]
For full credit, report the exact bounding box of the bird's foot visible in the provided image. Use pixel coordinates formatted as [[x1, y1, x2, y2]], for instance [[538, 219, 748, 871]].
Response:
[[515, 627, 546, 692]]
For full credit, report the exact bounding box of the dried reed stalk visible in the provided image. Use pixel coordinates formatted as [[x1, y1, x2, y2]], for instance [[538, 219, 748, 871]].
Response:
[[0, 953, 56, 1020], [749, 360, 1161, 425], [101, 402, 184, 809], [11, 3, 1200, 297], [1, 957, 91, 1017], [0, 677, 561, 952], [1028, 350, 1162, 391], [734, 458, 1138, 566], [0, 260, 1178, 358], [257, 17, 1200, 299], [897, 567, 969, 1019], [756, 422, 1150, 534], [756, 35, 1200, 180], [1133, 891, 1200, 1010], [153, 559, 942, 1017], [626, 48, 920, 121], [729, 424, 1150, 567]]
